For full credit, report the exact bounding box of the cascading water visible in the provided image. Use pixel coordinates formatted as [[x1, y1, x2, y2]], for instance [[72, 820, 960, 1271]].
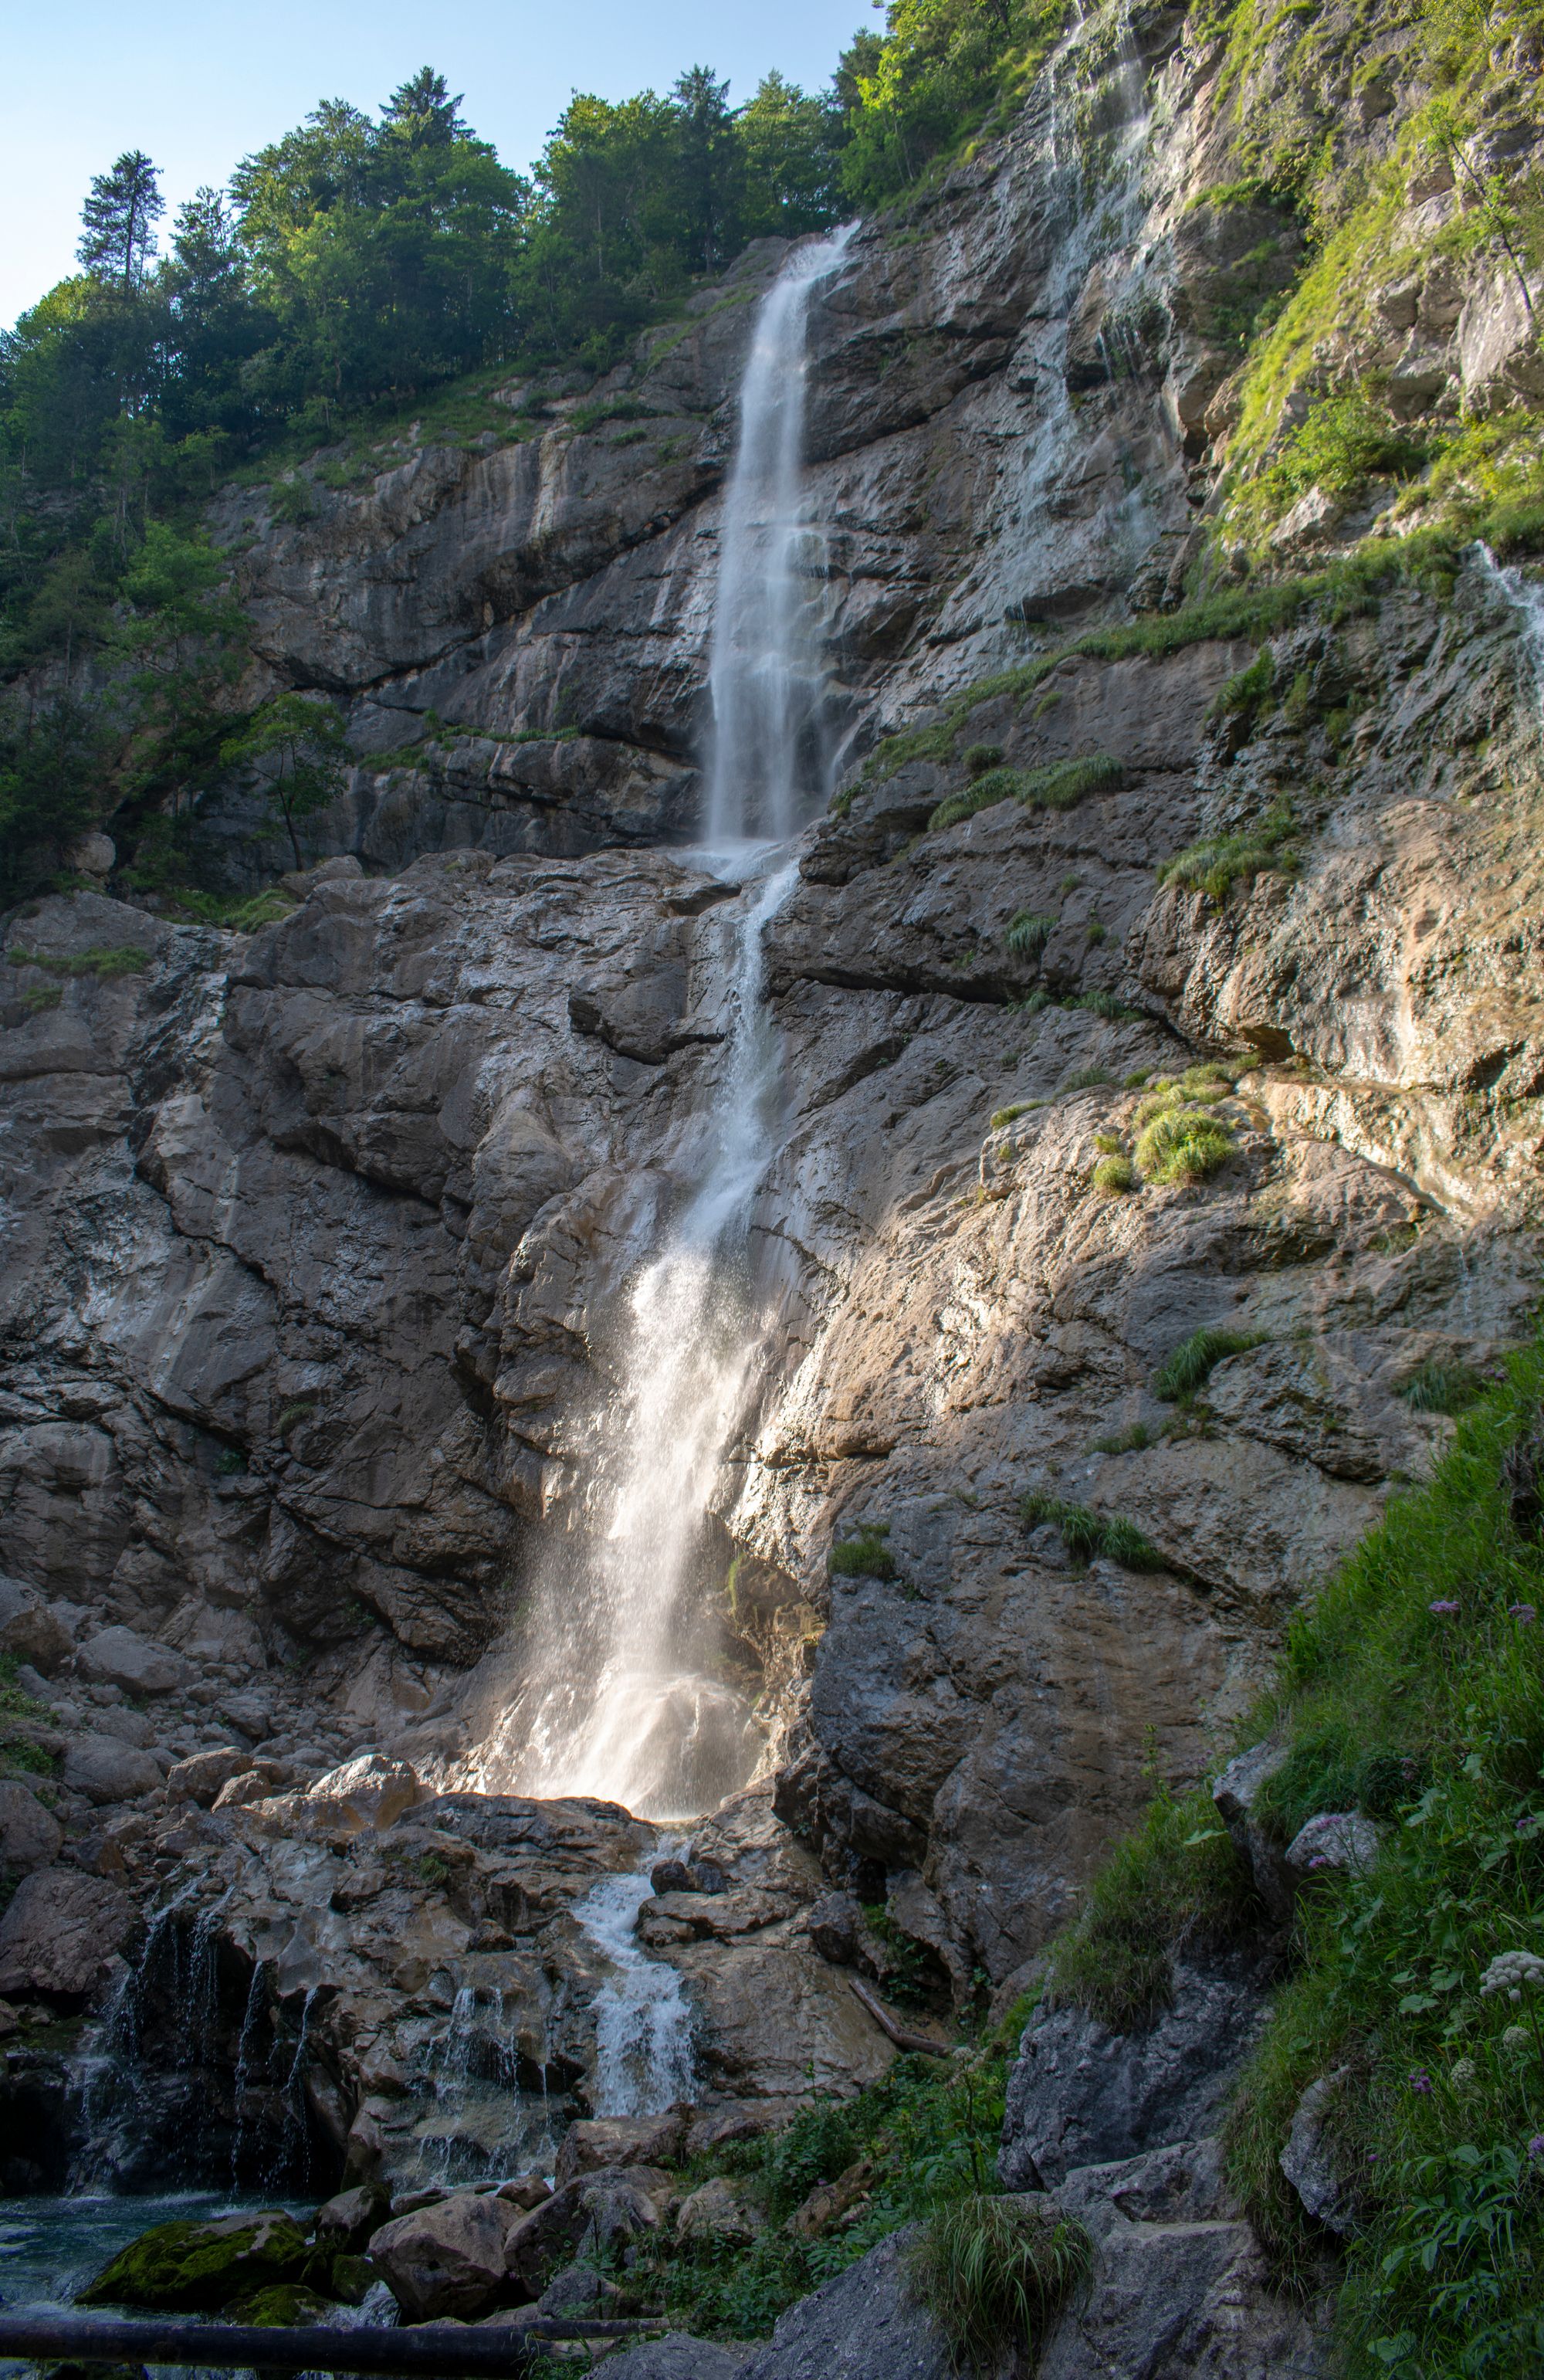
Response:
[[470, 226, 853, 1825], [1476, 538, 1544, 705]]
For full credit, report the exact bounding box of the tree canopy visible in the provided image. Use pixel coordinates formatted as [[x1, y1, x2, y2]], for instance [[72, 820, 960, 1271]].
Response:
[[0, 5, 1053, 906]]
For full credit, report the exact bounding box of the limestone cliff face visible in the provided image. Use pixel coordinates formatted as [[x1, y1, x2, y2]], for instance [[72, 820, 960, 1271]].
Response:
[[2, 0, 1543, 2126]]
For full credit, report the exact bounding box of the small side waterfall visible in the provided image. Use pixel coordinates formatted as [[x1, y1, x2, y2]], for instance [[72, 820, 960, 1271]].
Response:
[[472, 229, 853, 1822], [573, 1851, 698, 2117], [1476, 537, 1544, 705]]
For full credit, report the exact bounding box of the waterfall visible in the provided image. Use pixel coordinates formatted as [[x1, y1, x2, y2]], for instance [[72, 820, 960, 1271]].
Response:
[[1476, 538, 1544, 706], [706, 224, 856, 846], [470, 229, 851, 1822], [572, 1853, 697, 2117]]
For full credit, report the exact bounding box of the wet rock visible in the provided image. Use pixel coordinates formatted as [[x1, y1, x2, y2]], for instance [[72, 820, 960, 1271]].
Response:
[[368, 2189, 518, 2319], [495, 2173, 553, 2210], [1213, 1741, 1295, 1922], [304, 1754, 422, 1833], [806, 1890, 883, 1974], [1040, 2138, 1329, 2377], [78, 2210, 314, 2310], [0, 1864, 134, 2000], [675, 2174, 767, 2246], [0, 1781, 63, 1874], [63, 1735, 164, 1805], [554, 2111, 688, 2185], [76, 1627, 188, 1697], [1279, 2070, 1357, 2235], [999, 1962, 1271, 2189], [315, 2182, 392, 2251], [1285, 1812, 1380, 1880]]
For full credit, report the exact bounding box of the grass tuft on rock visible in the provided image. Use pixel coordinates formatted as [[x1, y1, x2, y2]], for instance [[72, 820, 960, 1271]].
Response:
[[1047, 1779, 1262, 2033], [909, 2192, 1091, 2370], [1152, 1325, 1268, 1402], [828, 1524, 897, 1582], [1158, 810, 1297, 905], [1134, 1106, 1235, 1186], [1020, 1491, 1165, 1572], [1092, 1153, 1138, 1195], [1004, 908, 1057, 958], [1397, 1357, 1488, 1415]]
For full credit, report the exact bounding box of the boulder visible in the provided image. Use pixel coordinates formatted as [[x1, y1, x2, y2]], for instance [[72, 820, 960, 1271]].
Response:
[[1212, 1742, 1294, 1921], [314, 2182, 391, 2252], [0, 1577, 74, 1676], [0, 1864, 134, 1999], [212, 1766, 290, 1811], [999, 1961, 1269, 2189], [675, 2175, 766, 2246], [79, 2211, 314, 2310], [308, 1753, 422, 1832], [504, 2168, 674, 2293], [495, 2174, 553, 2211], [595, 2342, 753, 2380], [554, 2111, 687, 2185], [1038, 2138, 1329, 2378], [0, 1780, 63, 1874], [1285, 1812, 1380, 1880], [167, 1747, 265, 1805], [1279, 2070, 1356, 2235], [368, 2190, 517, 2319], [75, 1626, 188, 1697], [63, 1734, 164, 1805]]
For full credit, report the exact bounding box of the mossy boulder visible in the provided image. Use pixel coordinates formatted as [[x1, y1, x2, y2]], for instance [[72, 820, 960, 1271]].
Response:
[[77, 2210, 316, 2311]]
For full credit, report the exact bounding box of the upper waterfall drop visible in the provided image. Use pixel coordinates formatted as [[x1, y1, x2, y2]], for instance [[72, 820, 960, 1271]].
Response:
[[704, 222, 856, 849]]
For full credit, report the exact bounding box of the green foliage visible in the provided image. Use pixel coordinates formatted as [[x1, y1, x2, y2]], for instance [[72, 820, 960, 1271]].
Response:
[[1019, 1490, 1166, 1573], [1022, 752, 1126, 809], [637, 2049, 1015, 2342], [837, 0, 1065, 209], [909, 2192, 1091, 2369], [220, 692, 347, 869], [1049, 1779, 1262, 2032], [1061, 1065, 1115, 1093], [1214, 647, 1275, 719], [1222, 1343, 1544, 2372], [1398, 1358, 1489, 1416], [1159, 806, 1299, 904], [275, 1400, 316, 1436], [1092, 1152, 1138, 1195], [989, 1100, 1041, 1129], [1268, 391, 1428, 507], [1152, 1325, 1268, 1402], [828, 1524, 897, 1582]]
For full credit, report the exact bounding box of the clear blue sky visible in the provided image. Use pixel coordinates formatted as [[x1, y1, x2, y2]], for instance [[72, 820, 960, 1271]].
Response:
[[2, 0, 871, 327]]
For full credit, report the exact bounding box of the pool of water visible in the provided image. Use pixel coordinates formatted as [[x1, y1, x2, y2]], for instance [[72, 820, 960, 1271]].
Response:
[[0, 2192, 276, 2311]]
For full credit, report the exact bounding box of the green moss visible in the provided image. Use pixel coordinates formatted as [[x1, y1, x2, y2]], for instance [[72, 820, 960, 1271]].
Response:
[[1019, 1491, 1166, 1573], [1159, 809, 1298, 904], [1152, 1326, 1268, 1402], [79, 2213, 316, 2311], [226, 2283, 339, 2326], [8, 944, 149, 978], [1061, 1065, 1116, 1093]]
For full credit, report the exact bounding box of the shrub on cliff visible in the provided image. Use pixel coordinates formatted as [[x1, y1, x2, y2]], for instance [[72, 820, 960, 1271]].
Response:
[[1134, 1105, 1235, 1185], [910, 2192, 1091, 2368]]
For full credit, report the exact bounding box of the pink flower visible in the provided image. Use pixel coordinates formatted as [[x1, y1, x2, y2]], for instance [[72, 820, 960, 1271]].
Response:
[[1529, 2135, 1544, 2161], [1428, 1600, 1461, 1616], [1510, 1603, 1537, 1625], [1409, 2068, 1434, 2095]]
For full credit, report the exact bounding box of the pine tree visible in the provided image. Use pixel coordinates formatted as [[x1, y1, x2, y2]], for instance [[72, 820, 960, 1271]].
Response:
[[671, 66, 739, 275], [381, 68, 466, 148], [77, 151, 164, 293]]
